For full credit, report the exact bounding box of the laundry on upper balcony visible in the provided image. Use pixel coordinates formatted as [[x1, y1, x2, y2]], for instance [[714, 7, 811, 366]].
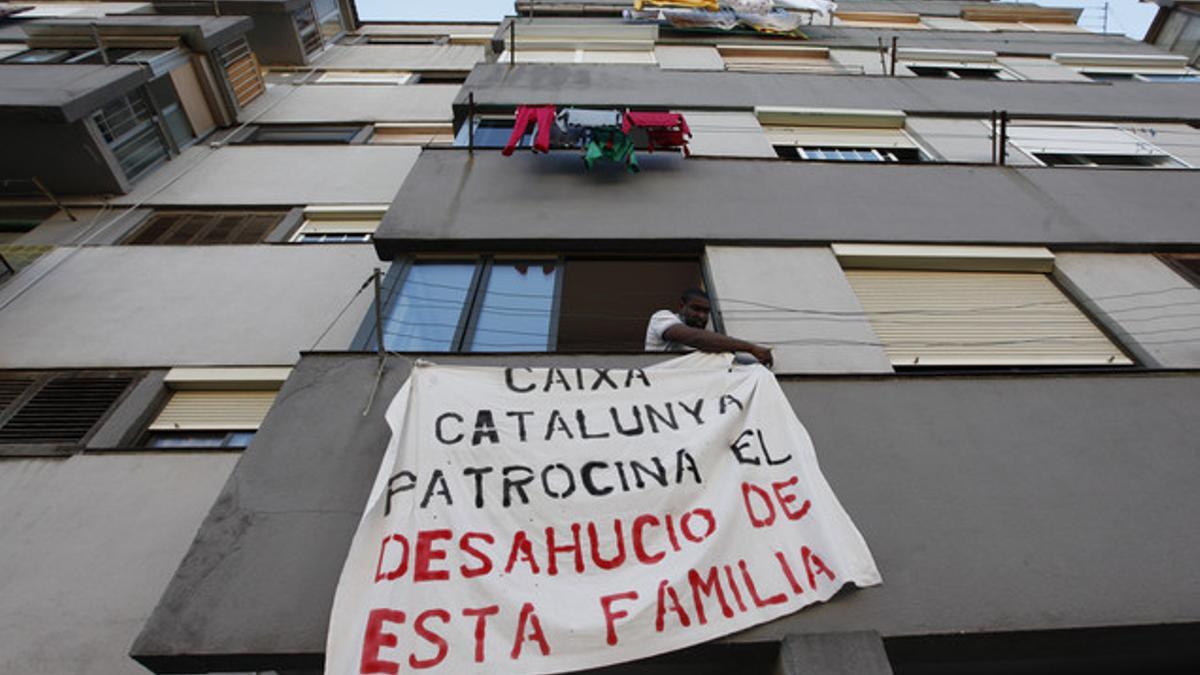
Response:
[[498, 106, 694, 173], [624, 0, 821, 36], [623, 111, 693, 156]]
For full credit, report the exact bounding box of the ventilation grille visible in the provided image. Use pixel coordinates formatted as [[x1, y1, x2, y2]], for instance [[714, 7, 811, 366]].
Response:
[[125, 211, 286, 246], [0, 375, 132, 444]]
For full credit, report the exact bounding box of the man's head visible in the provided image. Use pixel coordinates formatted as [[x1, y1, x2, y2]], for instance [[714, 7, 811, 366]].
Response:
[[678, 288, 711, 328]]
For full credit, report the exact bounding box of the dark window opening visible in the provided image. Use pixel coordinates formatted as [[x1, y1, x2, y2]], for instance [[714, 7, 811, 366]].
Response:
[[232, 124, 370, 144], [124, 210, 288, 245], [414, 72, 469, 84], [1035, 153, 1180, 168], [368, 257, 704, 353], [909, 65, 1001, 80]]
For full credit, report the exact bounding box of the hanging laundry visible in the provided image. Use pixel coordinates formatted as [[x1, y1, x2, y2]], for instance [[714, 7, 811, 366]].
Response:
[[622, 111, 693, 156], [583, 128, 639, 173], [736, 9, 805, 33], [659, 8, 740, 31], [726, 0, 775, 12], [501, 104, 556, 156], [634, 0, 719, 10]]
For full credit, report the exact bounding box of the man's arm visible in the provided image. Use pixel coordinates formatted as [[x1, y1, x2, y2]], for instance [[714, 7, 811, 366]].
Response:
[[662, 324, 773, 367]]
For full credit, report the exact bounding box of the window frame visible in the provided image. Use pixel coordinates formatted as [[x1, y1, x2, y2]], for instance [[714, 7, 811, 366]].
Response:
[[137, 368, 288, 451], [357, 255, 712, 354]]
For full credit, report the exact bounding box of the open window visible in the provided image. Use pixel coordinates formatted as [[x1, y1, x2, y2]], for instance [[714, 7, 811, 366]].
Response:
[[833, 11, 927, 29], [290, 206, 386, 243], [899, 49, 1020, 80], [717, 45, 836, 74], [1161, 254, 1200, 289], [142, 368, 287, 450], [365, 257, 705, 353], [229, 124, 373, 145], [1053, 53, 1199, 83], [757, 106, 926, 163], [834, 244, 1133, 368], [1007, 124, 1189, 168]]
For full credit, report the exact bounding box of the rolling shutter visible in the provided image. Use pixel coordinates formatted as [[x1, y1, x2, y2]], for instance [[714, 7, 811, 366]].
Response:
[[148, 391, 278, 431], [765, 126, 916, 149], [216, 38, 266, 109], [1006, 125, 1164, 157], [0, 374, 132, 444], [844, 270, 1131, 366]]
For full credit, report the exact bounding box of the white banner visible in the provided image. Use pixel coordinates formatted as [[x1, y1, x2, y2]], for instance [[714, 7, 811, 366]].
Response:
[[326, 353, 880, 674]]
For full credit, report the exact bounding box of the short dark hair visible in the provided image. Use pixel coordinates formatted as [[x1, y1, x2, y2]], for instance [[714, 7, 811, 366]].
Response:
[[680, 288, 709, 303]]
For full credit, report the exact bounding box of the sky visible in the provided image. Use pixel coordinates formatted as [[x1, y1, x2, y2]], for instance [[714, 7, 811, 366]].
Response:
[[353, 0, 1161, 40]]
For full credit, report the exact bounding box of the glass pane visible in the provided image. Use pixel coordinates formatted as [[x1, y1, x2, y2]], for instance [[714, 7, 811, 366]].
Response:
[[383, 263, 476, 352], [468, 263, 557, 352], [146, 432, 228, 448]]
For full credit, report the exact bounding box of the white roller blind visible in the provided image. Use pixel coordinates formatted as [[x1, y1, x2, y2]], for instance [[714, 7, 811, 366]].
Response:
[[844, 270, 1131, 366], [149, 390, 279, 431], [684, 111, 777, 158], [1007, 125, 1165, 157], [766, 126, 916, 149]]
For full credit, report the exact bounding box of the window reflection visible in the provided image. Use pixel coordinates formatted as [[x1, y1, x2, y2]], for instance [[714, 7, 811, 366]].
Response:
[[382, 263, 475, 352], [468, 263, 557, 352]]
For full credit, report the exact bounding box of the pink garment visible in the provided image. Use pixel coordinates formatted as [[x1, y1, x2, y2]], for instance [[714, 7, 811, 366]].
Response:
[[622, 110, 692, 156], [501, 105, 556, 156]]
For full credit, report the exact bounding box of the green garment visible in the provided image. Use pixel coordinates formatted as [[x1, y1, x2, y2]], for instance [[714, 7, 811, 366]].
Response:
[[582, 129, 639, 173]]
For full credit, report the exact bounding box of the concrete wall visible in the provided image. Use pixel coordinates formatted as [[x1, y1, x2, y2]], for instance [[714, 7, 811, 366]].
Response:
[[131, 353, 1200, 672], [0, 246, 384, 368], [374, 150, 1200, 251], [1053, 253, 1200, 369], [905, 117, 1036, 164], [253, 84, 460, 123], [113, 145, 419, 206], [457, 64, 1200, 120], [0, 453, 238, 675], [318, 44, 484, 71], [706, 246, 892, 374]]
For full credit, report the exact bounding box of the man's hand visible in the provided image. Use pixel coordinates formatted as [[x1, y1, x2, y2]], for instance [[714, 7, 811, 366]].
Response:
[[749, 345, 773, 368]]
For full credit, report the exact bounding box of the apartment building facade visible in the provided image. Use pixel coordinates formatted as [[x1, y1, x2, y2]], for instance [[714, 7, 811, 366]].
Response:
[[1, 1, 1198, 673]]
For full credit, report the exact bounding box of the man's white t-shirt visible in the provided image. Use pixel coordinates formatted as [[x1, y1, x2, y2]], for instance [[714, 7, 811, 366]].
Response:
[[644, 309, 692, 352]]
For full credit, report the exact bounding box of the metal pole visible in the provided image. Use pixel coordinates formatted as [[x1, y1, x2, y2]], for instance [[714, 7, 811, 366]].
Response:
[[373, 268, 386, 360], [999, 110, 1009, 166], [1103, 2, 1109, 34], [467, 92, 475, 155], [990, 111, 998, 165], [509, 20, 515, 67], [90, 23, 109, 65], [876, 37, 887, 74], [889, 36, 898, 77], [31, 177, 77, 222]]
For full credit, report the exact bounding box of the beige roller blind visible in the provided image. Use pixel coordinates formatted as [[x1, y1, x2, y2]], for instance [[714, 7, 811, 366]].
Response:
[[148, 390, 278, 431], [718, 45, 834, 73], [844, 270, 1131, 366], [766, 126, 916, 149]]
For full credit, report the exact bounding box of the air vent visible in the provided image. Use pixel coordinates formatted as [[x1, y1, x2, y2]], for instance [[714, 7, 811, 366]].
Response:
[[0, 375, 132, 444]]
